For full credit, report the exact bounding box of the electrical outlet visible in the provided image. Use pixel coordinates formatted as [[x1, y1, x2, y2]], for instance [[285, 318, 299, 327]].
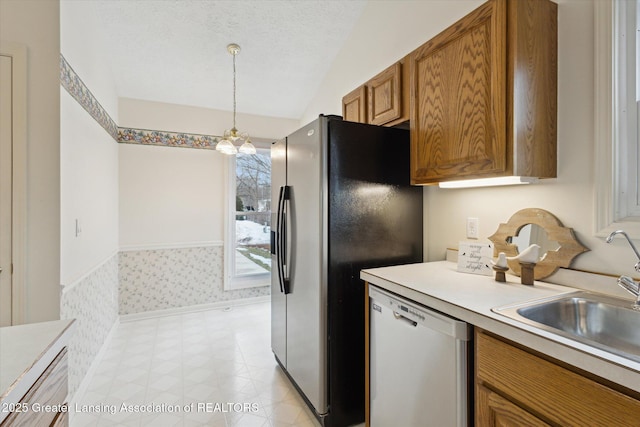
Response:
[[467, 217, 479, 239], [75, 218, 82, 237]]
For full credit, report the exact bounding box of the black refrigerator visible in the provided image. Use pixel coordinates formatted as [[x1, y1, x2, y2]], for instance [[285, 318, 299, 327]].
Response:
[[271, 115, 423, 426]]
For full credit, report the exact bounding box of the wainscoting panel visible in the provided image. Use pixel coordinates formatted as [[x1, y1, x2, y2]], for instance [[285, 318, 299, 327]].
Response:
[[118, 246, 270, 315], [60, 253, 119, 398]]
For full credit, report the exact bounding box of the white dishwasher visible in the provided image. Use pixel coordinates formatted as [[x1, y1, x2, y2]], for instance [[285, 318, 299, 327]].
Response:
[[369, 285, 470, 427]]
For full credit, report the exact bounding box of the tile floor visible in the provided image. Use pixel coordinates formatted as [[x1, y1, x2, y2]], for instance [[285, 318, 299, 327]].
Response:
[[72, 301, 321, 427]]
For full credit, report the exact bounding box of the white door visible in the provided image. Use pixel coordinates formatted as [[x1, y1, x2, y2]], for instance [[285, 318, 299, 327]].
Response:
[[0, 54, 13, 326]]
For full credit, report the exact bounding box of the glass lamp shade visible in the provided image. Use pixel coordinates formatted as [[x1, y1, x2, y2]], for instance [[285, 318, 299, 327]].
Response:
[[239, 139, 256, 154], [216, 138, 238, 155]]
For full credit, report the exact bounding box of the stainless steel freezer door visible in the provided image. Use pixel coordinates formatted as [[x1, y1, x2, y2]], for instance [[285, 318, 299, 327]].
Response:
[[284, 118, 328, 415], [271, 138, 287, 368]]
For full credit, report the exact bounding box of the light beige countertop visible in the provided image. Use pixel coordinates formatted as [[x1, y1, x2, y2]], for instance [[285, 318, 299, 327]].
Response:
[[361, 261, 640, 393], [0, 319, 75, 422]]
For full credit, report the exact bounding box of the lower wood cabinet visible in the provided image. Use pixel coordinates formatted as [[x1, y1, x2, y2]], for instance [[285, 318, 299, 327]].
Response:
[[1, 348, 69, 427], [477, 385, 549, 427], [476, 330, 640, 426]]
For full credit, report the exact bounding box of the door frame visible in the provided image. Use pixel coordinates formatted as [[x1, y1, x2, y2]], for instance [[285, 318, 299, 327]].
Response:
[[1, 41, 27, 325]]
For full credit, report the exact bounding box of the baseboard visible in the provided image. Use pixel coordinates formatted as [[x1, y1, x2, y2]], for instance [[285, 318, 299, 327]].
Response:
[[119, 295, 271, 323]]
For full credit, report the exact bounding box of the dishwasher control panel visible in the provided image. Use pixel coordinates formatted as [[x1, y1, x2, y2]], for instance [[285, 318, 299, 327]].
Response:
[[369, 285, 470, 340], [371, 288, 428, 325], [399, 304, 425, 321]]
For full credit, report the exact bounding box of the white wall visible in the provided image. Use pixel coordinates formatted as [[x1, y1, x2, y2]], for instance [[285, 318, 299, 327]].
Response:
[[119, 98, 300, 140], [0, 0, 61, 322], [60, 91, 119, 283], [60, 0, 119, 286], [301, 0, 484, 124], [304, 1, 632, 287], [59, 1, 118, 118], [118, 98, 298, 248], [59, 0, 121, 401], [119, 144, 224, 247]]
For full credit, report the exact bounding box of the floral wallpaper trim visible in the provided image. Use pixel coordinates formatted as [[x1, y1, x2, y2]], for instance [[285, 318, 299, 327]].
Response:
[[60, 55, 226, 150], [117, 127, 221, 150], [59, 54, 119, 141]]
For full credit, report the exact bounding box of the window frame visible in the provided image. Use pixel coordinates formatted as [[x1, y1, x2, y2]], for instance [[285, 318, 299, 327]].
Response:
[[616, 0, 640, 219], [594, 0, 640, 238], [223, 144, 272, 291]]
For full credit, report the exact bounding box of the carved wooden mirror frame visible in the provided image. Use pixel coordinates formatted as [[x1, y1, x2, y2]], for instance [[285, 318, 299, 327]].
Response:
[[488, 208, 589, 280]]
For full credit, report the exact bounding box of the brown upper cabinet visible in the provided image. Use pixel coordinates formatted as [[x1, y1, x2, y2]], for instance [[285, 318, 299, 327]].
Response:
[[342, 59, 410, 127], [368, 62, 403, 125], [343, 85, 367, 124], [410, 0, 557, 185]]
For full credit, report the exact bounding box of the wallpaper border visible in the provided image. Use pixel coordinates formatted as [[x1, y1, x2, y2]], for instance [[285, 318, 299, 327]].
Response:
[[60, 54, 119, 141], [118, 127, 221, 150], [60, 54, 224, 149]]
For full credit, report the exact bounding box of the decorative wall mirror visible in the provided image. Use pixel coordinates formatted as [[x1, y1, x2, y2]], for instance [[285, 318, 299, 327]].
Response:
[[488, 208, 589, 280]]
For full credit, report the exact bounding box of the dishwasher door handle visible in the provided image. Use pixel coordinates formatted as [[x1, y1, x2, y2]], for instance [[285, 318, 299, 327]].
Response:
[[393, 311, 417, 327]]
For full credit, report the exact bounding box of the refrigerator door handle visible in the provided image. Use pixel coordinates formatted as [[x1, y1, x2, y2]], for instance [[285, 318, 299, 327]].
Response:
[[276, 186, 286, 294], [280, 185, 291, 294]]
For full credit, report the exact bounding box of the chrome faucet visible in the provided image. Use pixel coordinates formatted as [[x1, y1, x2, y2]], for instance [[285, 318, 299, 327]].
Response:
[[606, 230, 640, 310]]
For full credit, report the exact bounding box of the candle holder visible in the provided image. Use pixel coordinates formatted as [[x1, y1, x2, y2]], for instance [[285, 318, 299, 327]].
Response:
[[519, 262, 536, 286], [492, 265, 509, 282]]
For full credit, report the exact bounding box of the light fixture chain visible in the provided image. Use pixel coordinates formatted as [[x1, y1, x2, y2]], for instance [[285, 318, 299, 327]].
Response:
[[232, 51, 237, 130], [217, 43, 255, 155]]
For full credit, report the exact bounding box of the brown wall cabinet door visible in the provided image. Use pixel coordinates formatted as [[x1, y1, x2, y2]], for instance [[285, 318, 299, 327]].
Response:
[[410, 0, 557, 185], [367, 62, 402, 126], [410, 0, 507, 185], [342, 85, 367, 124]]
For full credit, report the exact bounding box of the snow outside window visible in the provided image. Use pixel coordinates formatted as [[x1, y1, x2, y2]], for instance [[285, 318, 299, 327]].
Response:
[[224, 148, 272, 290]]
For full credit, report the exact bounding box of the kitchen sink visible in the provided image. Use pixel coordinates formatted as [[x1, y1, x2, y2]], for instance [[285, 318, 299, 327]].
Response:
[[492, 291, 640, 363]]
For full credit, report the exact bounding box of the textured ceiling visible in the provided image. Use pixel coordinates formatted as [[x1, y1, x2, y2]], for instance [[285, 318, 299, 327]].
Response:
[[88, 0, 367, 119]]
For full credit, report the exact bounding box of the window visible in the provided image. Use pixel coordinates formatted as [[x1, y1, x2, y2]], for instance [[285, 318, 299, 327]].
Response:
[[595, 0, 640, 236], [224, 147, 271, 290], [614, 0, 640, 220]]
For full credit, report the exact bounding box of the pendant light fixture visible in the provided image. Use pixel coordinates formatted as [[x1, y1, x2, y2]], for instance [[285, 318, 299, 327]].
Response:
[[216, 43, 256, 155]]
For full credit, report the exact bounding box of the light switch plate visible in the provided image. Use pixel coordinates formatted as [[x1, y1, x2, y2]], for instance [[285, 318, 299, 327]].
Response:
[[467, 217, 479, 239], [75, 218, 82, 237]]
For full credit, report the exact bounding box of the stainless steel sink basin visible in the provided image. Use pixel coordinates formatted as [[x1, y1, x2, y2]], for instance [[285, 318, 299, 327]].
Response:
[[493, 291, 640, 363]]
